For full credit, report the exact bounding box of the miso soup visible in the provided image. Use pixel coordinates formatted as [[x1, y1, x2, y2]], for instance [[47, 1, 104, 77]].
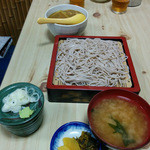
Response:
[[48, 9, 83, 19], [91, 98, 149, 148]]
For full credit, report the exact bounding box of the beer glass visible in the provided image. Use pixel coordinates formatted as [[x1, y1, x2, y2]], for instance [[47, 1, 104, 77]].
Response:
[[111, 0, 130, 14], [70, 0, 85, 7]]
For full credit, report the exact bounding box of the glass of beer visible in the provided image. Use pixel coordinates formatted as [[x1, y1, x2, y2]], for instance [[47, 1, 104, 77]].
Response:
[[70, 0, 85, 7], [111, 0, 130, 14]]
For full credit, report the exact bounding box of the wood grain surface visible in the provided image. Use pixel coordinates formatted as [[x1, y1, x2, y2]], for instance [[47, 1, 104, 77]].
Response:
[[0, 0, 150, 150]]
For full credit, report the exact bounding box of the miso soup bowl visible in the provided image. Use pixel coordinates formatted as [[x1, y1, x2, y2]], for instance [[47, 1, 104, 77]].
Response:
[[45, 4, 88, 36], [88, 89, 150, 150], [0, 82, 44, 136]]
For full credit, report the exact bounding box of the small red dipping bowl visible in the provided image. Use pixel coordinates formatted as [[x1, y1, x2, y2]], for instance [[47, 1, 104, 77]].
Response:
[[88, 89, 150, 150]]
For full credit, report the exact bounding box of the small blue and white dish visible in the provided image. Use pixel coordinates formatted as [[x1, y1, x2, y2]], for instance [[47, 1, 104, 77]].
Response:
[[50, 121, 104, 150]]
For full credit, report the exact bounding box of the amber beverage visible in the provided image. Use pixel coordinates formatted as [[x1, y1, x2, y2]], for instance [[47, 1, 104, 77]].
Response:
[[112, 0, 130, 14], [70, 0, 85, 7]]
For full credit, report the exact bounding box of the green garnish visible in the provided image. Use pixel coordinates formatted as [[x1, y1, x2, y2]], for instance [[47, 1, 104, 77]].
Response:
[[19, 107, 34, 118], [108, 116, 135, 147], [75, 131, 100, 150]]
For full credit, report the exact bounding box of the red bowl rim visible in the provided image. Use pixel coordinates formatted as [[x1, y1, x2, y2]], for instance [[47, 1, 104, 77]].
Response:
[[87, 89, 150, 150]]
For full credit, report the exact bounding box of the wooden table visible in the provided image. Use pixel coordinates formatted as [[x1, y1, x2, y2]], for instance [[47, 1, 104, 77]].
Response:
[[0, 0, 150, 149]]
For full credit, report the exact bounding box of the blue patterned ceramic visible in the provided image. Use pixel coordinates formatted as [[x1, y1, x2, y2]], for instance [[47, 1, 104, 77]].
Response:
[[50, 121, 102, 150], [0, 82, 44, 136]]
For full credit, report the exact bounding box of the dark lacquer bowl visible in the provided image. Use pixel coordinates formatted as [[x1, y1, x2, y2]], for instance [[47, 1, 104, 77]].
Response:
[[0, 82, 44, 136], [88, 89, 150, 150]]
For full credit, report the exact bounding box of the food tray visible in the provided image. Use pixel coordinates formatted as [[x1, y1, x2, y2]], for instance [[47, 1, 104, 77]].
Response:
[[47, 35, 140, 103]]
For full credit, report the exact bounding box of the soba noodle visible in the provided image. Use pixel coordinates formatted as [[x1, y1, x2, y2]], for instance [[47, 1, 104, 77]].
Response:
[[54, 38, 131, 87]]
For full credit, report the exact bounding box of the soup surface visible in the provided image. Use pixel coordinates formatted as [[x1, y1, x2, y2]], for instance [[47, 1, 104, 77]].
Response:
[[48, 9, 83, 18], [91, 98, 148, 148]]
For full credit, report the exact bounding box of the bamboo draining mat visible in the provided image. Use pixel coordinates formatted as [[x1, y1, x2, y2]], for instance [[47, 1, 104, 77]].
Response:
[[53, 39, 132, 88], [0, 0, 33, 45]]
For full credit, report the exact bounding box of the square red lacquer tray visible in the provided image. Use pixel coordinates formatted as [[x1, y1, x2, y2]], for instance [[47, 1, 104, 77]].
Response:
[[47, 35, 140, 103]]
